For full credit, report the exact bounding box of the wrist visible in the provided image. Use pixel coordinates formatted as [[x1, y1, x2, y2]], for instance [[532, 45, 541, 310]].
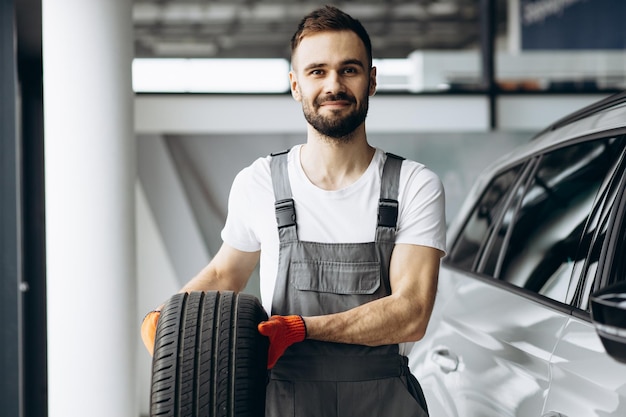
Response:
[[300, 315, 308, 339]]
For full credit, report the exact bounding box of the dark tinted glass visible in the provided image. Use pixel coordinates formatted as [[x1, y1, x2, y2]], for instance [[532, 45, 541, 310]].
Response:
[[498, 139, 619, 302], [576, 138, 626, 309], [448, 165, 522, 270]]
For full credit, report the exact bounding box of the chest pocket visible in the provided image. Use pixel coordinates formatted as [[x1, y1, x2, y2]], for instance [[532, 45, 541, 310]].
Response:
[[290, 260, 381, 295]]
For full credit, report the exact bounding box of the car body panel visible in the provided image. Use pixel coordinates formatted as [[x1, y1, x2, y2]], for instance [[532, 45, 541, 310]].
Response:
[[411, 267, 570, 417], [544, 317, 626, 416]]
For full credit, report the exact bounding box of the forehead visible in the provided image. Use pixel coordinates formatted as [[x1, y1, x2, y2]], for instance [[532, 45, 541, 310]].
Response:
[[292, 30, 368, 70]]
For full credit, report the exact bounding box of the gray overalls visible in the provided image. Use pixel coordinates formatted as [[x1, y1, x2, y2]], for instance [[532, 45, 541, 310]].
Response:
[[266, 150, 429, 417]]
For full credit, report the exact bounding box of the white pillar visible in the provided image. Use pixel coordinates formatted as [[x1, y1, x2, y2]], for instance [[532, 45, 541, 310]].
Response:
[[508, 0, 521, 54], [42, 1, 136, 417]]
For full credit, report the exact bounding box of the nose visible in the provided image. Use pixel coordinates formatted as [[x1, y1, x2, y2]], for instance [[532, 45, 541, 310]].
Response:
[[324, 71, 345, 95]]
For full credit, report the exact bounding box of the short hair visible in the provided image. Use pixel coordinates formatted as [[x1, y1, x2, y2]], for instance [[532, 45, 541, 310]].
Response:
[[290, 5, 373, 68]]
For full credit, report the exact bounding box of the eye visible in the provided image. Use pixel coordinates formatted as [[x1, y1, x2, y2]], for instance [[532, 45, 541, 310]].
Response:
[[343, 67, 358, 75], [309, 69, 324, 76]]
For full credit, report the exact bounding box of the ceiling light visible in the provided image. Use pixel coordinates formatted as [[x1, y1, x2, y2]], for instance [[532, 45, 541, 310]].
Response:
[[133, 58, 290, 93]]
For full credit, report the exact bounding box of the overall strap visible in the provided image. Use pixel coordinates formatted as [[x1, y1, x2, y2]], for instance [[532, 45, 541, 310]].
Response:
[[377, 152, 404, 241], [270, 150, 298, 241]]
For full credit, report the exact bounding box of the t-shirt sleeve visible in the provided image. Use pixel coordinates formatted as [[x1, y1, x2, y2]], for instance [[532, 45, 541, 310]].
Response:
[[220, 166, 263, 252], [396, 164, 447, 256]]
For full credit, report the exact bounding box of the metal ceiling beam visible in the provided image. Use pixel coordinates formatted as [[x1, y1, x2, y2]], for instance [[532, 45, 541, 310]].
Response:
[[132, 0, 506, 59]]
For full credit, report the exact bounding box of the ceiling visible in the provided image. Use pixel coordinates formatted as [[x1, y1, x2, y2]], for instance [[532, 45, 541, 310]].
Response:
[[133, 0, 508, 60]]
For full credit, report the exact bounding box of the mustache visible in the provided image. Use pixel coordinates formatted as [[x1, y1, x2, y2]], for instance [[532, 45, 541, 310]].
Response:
[[316, 93, 356, 105]]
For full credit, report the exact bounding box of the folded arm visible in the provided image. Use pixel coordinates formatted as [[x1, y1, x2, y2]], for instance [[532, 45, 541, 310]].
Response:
[[303, 243, 443, 346]]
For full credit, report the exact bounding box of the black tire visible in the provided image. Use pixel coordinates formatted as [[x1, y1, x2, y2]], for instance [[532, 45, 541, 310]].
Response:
[[150, 291, 269, 417]]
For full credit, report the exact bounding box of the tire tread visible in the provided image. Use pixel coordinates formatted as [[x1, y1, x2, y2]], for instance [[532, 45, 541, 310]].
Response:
[[149, 291, 268, 417]]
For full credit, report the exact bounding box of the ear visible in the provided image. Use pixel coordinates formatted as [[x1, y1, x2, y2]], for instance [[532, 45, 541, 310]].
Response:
[[289, 71, 302, 102], [368, 66, 377, 96]]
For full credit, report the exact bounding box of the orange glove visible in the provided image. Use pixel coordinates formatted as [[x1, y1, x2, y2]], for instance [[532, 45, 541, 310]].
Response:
[[141, 310, 161, 356], [258, 315, 307, 369]]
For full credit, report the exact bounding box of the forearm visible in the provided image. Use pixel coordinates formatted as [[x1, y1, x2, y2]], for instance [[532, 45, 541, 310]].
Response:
[[179, 263, 245, 294], [151, 244, 259, 310], [303, 292, 433, 346], [303, 244, 441, 347]]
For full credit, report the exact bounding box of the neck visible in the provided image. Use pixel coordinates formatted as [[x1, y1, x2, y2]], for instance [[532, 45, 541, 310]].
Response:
[[300, 127, 374, 191]]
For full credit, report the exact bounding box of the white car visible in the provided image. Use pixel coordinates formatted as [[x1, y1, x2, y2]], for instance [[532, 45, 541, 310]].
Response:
[[409, 91, 626, 417]]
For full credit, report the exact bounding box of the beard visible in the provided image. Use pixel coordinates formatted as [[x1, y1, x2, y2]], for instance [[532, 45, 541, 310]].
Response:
[[301, 91, 369, 142]]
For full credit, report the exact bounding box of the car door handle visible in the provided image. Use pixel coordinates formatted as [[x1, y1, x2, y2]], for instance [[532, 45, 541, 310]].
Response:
[[542, 412, 567, 417], [431, 348, 459, 373]]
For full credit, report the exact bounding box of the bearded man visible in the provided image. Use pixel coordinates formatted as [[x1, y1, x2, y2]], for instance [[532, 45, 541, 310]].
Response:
[[142, 5, 446, 417]]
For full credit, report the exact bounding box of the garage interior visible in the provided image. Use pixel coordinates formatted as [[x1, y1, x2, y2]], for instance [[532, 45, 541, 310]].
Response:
[[2, 1, 625, 417]]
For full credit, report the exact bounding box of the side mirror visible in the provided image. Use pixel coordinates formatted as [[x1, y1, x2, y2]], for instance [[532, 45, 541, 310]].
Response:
[[590, 281, 626, 363]]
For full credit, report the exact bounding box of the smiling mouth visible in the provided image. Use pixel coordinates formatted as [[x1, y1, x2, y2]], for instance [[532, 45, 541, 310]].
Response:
[[317, 93, 355, 107], [321, 101, 351, 108]]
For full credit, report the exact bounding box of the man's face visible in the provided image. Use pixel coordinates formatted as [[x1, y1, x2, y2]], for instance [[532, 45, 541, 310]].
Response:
[[289, 30, 376, 141]]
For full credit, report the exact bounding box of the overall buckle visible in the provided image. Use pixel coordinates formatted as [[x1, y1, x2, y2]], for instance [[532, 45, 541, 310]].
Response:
[[275, 198, 296, 228], [378, 198, 398, 228]]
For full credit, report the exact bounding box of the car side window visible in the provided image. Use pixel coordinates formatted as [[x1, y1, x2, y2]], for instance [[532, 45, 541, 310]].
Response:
[[609, 204, 626, 288], [496, 138, 622, 303], [607, 204, 626, 288], [575, 138, 626, 310], [447, 165, 523, 270]]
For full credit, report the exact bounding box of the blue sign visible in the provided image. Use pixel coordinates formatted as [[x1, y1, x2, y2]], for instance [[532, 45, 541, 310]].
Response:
[[521, 0, 626, 49]]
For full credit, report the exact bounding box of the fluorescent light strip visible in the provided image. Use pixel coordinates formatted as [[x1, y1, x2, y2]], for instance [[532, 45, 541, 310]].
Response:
[[132, 58, 291, 93]]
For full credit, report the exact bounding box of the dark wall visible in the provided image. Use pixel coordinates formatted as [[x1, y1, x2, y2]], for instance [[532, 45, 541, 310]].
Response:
[[0, 1, 23, 415], [17, 0, 48, 415], [0, 0, 47, 416]]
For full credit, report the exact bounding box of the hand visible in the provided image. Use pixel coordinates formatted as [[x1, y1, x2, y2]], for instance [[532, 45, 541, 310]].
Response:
[[258, 315, 307, 369], [141, 310, 161, 356]]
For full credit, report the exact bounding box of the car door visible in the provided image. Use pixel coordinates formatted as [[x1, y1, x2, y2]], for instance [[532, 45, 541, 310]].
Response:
[[412, 136, 626, 417], [410, 162, 529, 417], [420, 270, 570, 417], [543, 138, 626, 417]]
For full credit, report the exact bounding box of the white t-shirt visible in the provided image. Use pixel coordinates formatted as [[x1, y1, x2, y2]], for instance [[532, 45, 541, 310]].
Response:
[[222, 145, 447, 315]]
